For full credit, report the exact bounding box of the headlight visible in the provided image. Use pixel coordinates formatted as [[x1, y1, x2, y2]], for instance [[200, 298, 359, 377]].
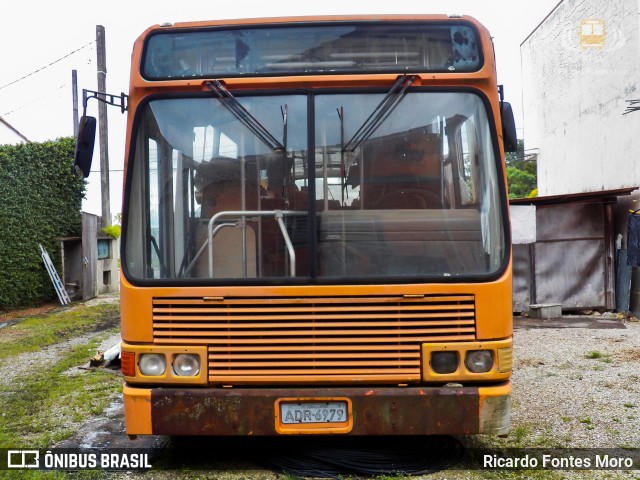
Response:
[[431, 351, 459, 374], [138, 353, 166, 376], [465, 350, 494, 373], [173, 354, 201, 377]]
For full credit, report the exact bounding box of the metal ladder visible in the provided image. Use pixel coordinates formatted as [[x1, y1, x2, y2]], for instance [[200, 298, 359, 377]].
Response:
[[39, 244, 71, 306]]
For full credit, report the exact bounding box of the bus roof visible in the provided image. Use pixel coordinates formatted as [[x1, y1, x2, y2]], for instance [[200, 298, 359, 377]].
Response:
[[151, 14, 484, 30]]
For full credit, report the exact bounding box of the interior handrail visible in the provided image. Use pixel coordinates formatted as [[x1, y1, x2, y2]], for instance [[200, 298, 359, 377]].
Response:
[[207, 210, 304, 277]]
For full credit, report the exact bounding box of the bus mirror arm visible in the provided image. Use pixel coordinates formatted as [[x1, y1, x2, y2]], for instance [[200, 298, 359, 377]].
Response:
[[82, 89, 128, 114], [72, 89, 128, 178]]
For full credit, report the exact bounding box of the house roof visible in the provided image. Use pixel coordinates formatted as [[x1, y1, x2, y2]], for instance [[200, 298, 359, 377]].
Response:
[[510, 187, 638, 206], [0, 116, 30, 143]]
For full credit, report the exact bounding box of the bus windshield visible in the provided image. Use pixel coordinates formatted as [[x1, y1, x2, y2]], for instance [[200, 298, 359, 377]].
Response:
[[123, 89, 506, 283]]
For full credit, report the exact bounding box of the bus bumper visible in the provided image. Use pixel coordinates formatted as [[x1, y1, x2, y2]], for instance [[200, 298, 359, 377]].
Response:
[[123, 382, 510, 436]]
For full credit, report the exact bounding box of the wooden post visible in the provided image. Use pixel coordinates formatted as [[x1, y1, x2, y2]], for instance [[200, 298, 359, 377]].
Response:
[[96, 25, 111, 228], [72, 69, 79, 139]]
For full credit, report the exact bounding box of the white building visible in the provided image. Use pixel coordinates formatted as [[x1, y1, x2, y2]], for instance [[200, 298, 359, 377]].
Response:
[[521, 0, 640, 315], [522, 0, 640, 196]]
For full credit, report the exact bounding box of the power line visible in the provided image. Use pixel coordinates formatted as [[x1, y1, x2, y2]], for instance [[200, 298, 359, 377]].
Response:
[[0, 41, 94, 92], [2, 84, 67, 116]]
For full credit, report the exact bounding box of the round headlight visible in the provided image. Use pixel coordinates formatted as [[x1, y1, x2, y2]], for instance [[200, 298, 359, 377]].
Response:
[[138, 353, 166, 376], [173, 354, 200, 377], [465, 350, 494, 373], [431, 351, 459, 374]]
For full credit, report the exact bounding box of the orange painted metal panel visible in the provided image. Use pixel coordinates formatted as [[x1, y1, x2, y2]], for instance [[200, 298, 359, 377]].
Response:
[[122, 384, 152, 435]]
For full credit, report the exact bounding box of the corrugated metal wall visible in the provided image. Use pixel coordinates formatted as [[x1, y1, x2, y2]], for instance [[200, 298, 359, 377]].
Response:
[[512, 202, 615, 312]]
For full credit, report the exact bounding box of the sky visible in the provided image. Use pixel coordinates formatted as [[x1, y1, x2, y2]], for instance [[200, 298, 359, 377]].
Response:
[[0, 0, 560, 219]]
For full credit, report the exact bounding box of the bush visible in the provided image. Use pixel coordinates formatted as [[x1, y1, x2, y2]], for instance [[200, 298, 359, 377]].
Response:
[[0, 137, 85, 309], [101, 225, 121, 239]]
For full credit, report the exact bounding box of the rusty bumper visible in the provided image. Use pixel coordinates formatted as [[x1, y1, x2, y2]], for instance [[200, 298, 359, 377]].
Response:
[[124, 382, 510, 436]]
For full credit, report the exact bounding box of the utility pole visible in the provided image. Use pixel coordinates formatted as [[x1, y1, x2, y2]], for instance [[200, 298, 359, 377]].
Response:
[[96, 25, 111, 229], [72, 69, 79, 139]]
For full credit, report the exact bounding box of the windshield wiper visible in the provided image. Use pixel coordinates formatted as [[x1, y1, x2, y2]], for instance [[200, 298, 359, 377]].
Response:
[[342, 75, 417, 152], [206, 80, 285, 151]]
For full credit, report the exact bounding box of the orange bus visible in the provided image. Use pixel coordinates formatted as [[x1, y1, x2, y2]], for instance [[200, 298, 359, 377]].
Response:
[[77, 14, 515, 437]]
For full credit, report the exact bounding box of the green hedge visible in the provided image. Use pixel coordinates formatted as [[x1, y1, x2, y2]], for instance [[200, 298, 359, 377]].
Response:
[[0, 137, 85, 309]]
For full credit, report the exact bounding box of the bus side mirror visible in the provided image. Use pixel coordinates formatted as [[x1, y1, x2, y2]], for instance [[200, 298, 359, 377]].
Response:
[[73, 116, 97, 178], [501, 102, 517, 153]]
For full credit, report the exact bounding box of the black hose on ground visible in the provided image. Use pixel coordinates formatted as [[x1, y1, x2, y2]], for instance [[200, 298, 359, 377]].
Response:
[[258, 436, 465, 478]]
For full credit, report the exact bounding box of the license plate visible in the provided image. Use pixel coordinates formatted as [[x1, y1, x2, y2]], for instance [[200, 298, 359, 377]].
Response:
[[280, 401, 348, 424]]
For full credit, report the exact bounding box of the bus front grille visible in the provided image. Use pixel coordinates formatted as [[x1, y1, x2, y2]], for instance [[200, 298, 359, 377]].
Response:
[[152, 294, 476, 384]]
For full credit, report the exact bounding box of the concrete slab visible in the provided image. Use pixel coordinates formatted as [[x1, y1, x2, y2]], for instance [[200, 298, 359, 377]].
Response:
[[528, 303, 562, 319], [514, 316, 627, 330]]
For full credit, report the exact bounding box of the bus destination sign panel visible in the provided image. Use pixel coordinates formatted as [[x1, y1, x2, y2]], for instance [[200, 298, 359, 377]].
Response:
[[143, 22, 481, 79]]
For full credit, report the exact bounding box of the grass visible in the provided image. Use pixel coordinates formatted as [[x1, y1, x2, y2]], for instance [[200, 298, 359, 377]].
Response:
[[0, 301, 123, 479], [0, 469, 108, 480], [0, 336, 122, 448], [585, 350, 614, 365], [510, 425, 531, 445], [479, 471, 563, 480], [0, 303, 119, 362], [579, 417, 595, 430]]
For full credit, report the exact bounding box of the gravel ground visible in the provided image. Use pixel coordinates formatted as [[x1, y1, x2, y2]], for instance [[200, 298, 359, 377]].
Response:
[[0, 294, 120, 385], [424, 317, 640, 480], [510, 318, 640, 449], [3, 296, 639, 478]]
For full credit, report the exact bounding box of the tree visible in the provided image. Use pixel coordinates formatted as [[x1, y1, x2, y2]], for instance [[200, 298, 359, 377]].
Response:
[[505, 139, 537, 199]]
